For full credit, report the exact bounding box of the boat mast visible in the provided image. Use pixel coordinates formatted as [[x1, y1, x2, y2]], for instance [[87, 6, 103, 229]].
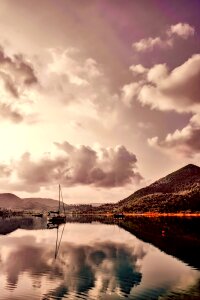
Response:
[[58, 184, 61, 213], [60, 185, 66, 215]]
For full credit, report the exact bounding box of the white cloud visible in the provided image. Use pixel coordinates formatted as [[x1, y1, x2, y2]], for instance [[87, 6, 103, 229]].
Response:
[[129, 64, 148, 75], [133, 23, 195, 52], [148, 114, 200, 158], [140, 54, 200, 113], [168, 23, 195, 39], [124, 54, 200, 113], [124, 53, 200, 158], [36, 48, 119, 117], [147, 64, 168, 84], [121, 82, 142, 106], [133, 37, 169, 52]]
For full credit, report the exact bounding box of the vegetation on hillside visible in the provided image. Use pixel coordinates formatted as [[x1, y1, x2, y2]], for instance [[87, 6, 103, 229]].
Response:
[[116, 164, 200, 213]]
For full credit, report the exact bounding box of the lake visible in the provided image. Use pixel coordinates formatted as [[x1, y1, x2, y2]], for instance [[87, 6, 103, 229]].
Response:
[[0, 216, 199, 299]]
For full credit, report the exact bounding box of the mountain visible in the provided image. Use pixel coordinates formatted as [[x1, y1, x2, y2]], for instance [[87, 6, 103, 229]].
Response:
[[0, 194, 92, 213], [22, 197, 61, 210], [117, 164, 200, 213], [0, 193, 21, 209], [0, 194, 60, 211]]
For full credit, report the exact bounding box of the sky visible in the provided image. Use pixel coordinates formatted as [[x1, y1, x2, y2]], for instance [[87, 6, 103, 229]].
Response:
[[0, 0, 200, 203]]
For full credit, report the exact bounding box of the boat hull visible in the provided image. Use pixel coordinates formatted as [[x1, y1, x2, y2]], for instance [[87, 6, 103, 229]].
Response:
[[113, 213, 125, 219], [47, 215, 66, 225]]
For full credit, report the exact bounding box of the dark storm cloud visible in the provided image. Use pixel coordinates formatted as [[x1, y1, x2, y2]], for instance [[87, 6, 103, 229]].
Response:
[[14, 152, 68, 192], [54, 142, 142, 187], [0, 46, 38, 122], [9, 142, 142, 191], [0, 46, 37, 97]]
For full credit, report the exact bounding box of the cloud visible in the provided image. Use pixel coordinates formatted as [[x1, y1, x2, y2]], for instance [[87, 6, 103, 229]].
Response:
[[47, 48, 102, 87], [133, 23, 195, 52], [42, 48, 115, 107], [121, 82, 142, 106], [0, 102, 24, 123], [168, 23, 195, 39], [123, 53, 200, 158], [124, 54, 200, 113], [1, 142, 142, 192], [0, 163, 11, 177], [0, 46, 38, 122], [133, 36, 172, 52], [0, 48, 38, 94], [55, 142, 142, 188], [129, 64, 148, 75], [13, 152, 68, 192], [34, 47, 120, 130], [139, 54, 200, 113], [148, 114, 200, 158]]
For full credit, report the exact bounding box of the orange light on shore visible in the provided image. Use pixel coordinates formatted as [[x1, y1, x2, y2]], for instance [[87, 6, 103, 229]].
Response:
[[123, 212, 200, 218]]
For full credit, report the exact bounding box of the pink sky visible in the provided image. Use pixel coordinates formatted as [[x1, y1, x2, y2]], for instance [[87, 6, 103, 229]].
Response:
[[0, 0, 200, 203]]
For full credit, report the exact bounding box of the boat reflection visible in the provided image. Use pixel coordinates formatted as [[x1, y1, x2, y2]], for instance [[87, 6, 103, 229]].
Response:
[[54, 223, 66, 259]]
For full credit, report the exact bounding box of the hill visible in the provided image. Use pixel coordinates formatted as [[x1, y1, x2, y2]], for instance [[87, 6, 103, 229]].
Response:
[[22, 197, 61, 210], [0, 193, 22, 209], [0, 193, 93, 213], [0, 194, 60, 211], [117, 164, 200, 213]]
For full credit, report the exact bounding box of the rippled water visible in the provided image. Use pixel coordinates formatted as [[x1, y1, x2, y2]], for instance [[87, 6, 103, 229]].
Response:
[[0, 218, 199, 299]]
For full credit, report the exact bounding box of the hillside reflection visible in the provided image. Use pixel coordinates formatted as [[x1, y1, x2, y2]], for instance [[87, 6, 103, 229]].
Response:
[[119, 216, 200, 270]]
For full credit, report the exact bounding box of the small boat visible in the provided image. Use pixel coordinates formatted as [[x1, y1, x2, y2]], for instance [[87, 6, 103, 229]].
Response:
[[113, 213, 125, 219], [47, 185, 66, 225], [32, 212, 43, 217]]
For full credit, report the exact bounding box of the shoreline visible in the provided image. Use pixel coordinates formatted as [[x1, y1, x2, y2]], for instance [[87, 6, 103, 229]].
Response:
[[123, 212, 200, 217], [65, 212, 200, 218], [1, 211, 200, 218]]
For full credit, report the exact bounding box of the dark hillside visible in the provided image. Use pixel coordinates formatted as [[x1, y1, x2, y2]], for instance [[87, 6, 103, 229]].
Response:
[[118, 164, 200, 213], [0, 193, 21, 209]]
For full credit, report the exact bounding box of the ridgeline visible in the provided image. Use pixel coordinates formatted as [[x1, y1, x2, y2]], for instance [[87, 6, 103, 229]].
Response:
[[0, 164, 200, 214]]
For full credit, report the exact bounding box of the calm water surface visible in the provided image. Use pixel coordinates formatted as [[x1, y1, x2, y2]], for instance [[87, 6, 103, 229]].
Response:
[[0, 218, 199, 300]]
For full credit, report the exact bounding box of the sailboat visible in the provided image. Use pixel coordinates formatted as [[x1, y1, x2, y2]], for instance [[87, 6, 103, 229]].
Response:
[[47, 184, 66, 224]]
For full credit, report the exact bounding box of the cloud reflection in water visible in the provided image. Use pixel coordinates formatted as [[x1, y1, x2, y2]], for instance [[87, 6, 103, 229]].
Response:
[[0, 234, 144, 299]]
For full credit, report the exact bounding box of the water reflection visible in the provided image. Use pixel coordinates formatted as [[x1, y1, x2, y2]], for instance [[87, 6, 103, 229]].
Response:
[[45, 242, 142, 299], [0, 229, 143, 299], [119, 216, 200, 270], [54, 224, 66, 259], [0, 221, 199, 299]]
